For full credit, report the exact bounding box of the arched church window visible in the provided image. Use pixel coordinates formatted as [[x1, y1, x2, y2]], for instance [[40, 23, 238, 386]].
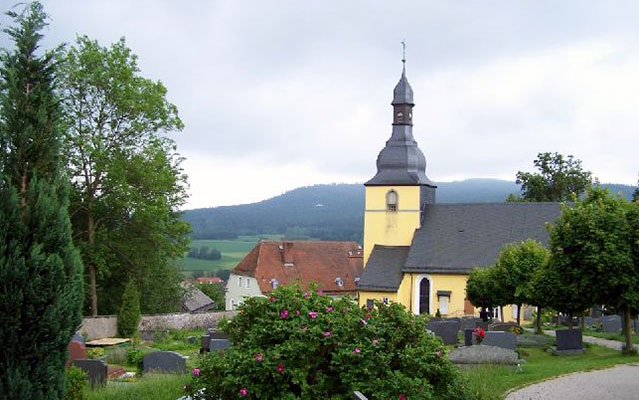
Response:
[[386, 190, 398, 212]]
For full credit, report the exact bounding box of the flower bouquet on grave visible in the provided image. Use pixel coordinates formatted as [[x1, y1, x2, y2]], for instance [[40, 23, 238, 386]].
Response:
[[473, 327, 485, 344]]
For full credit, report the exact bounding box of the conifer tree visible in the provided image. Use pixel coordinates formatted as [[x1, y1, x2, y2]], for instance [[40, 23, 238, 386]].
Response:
[[0, 3, 84, 398]]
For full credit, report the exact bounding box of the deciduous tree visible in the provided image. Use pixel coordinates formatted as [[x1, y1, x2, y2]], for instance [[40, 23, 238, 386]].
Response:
[[0, 3, 83, 397], [511, 152, 592, 202], [57, 36, 189, 315]]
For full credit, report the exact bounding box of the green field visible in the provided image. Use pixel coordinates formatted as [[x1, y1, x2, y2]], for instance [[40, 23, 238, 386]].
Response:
[[179, 235, 283, 275]]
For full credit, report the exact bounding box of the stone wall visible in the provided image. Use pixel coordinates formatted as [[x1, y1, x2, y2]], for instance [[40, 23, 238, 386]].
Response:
[[78, 311, 236, 340]]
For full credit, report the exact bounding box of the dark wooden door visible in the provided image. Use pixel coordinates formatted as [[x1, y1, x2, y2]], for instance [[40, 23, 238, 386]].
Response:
[[419, 278, 430, 315]]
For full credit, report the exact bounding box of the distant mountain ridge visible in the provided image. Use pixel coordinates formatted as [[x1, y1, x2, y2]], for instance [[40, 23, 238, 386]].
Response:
[[183, 179, 635, 242]]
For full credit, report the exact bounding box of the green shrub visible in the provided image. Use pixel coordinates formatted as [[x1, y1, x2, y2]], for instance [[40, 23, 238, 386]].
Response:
[[65, 366, 87, 400], [86, 348, 105, 359], [189, 284, 471, 399], [118, 280, 141, 337]]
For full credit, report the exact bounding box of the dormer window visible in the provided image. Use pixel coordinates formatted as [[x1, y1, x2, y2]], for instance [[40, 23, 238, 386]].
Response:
[[335, 277, 344, 287], [270, 278, 279, 289], [386, 190, 398, 212]]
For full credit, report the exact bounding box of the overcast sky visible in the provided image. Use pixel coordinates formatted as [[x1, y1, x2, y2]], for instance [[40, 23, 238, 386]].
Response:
[[2, 1, 638, 209]]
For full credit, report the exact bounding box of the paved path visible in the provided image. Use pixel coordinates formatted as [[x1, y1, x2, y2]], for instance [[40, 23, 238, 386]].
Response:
[[543, 330, 639, 351], [506, 363, 639, 400]]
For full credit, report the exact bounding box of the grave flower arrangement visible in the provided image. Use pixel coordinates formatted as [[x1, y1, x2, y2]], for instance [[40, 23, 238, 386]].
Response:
[[186, 283, 472, 399], [473, 327, 486, 344]]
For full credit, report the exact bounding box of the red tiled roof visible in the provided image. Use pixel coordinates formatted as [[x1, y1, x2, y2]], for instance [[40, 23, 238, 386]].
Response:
[[233, 241, 363, 294], [196, 277, 224, 285]]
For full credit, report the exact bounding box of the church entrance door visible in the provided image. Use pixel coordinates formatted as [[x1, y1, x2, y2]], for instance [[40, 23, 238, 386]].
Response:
[[419, 278, 430, 315]]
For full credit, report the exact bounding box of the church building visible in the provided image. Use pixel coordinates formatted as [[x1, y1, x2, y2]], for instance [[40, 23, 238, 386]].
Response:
[[357, 63, 561, 320]]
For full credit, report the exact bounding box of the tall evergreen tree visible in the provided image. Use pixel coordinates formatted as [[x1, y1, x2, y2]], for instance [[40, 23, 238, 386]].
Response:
[[0, 3, 84, 399]]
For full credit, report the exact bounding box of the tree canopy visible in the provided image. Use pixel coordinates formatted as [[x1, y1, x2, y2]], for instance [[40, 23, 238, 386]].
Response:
[[57, 35, 190, 315], [512, 152, 592, 202]]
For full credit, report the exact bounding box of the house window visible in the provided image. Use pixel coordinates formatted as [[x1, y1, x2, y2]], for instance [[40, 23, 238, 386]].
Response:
[[246, 278, 250, 289], [335, 277, 344, 287], [366, 299, 374, 309], [382, 297, 389, 305], [386, 190, 398, 212], [270, 278, 279, 289], [238, 277, 242, 288]]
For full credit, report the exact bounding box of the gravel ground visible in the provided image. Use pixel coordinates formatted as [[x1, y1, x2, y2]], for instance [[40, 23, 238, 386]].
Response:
[[506, 363, 639, 400]]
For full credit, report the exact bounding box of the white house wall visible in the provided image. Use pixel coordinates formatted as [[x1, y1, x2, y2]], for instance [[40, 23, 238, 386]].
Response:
[[226, 273, 264, 310]]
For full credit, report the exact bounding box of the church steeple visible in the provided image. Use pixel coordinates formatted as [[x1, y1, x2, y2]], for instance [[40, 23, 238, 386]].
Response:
[[365, 58, 435, 189]]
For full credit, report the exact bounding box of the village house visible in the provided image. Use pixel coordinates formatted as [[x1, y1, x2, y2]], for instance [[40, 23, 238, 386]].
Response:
[[356, 63, 561, 321], [226, 241, 363, 310]]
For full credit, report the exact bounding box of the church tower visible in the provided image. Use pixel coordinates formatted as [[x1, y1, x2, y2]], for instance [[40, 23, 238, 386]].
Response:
[[362, 62, 437, 265]]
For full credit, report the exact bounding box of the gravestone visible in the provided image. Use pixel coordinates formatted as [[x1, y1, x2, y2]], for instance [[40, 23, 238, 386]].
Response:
[[200, 335, 210, 353], [141, 330, 155, 342], [464, 329, 474, 346], [583, 316, 595, 328], [488, 321, 520, 333], [71, 333, 85, 344], [353, 391, 368, 400], [449, 345, 518, 365], [460, 317, 480, 331], [476, 320, 490, 331], [482, 331, 516, 351], [186, 336, 197, 344], [632, 319, 639, 335], [601, 315, 622, 333], [427, 320, 460, 345], [72, 359, 107, 387], [208, 328, 229, 340], [523, 307, 533, 321], [209, 339, 231, 351], [143, 351, 187, 374], [67, 340, 87, 367], [554, 329, 584, 355]]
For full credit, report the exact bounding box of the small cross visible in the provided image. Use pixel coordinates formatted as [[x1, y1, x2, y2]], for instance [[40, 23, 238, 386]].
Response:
[[401, 40, 406, 65]]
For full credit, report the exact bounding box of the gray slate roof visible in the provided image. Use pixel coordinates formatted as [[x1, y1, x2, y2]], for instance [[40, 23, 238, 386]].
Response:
[[403, 202, 562, 274], [180, 283, 215, 313], [358, 245, 410, 291], [392, 66, 414, 105]]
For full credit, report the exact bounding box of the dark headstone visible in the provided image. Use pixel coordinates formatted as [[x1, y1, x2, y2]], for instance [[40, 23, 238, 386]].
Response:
[[72, 359, 107, 387], [71, 333, 85, 344], [460, 317, 480, 331], [67, 341, 87, 368], [449, 345, 518, 365], [208, 329, 229, 340], [427, 320, 460, 345], [353, 391, 368, 400], [187, 336, 197, 344], [601, 315, 622, 333], [476, 320, 490, 331], [200, 335, 210, 353], [554, 329, 584, 355], [632, 319, 639, 335], [488, 321, 521, 334], [143, 351, 187, 374], [141, 330, 155, 342], [482, 331, 516, 351], [479, 310, 489, 321], [464, 329, 474, 346], [209, 339, 231, 351]]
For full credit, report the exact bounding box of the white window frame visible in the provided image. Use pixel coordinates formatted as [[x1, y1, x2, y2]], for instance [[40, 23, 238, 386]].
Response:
[[412, 274, 433, 316], [438, 294, 450, 315], [238, 277, 242, 288]]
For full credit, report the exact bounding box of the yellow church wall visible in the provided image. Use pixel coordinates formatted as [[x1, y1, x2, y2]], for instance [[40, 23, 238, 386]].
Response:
[[363, 186, 421, 265]]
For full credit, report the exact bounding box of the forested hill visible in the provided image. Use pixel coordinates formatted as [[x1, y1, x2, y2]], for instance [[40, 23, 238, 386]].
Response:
[[183, 179, 636, 242]]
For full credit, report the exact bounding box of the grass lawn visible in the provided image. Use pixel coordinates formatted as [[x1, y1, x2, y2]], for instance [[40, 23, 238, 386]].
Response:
[[580, 328, 639, 344], [179, 235, 284, 274], [463, 344, 639, 400], [86, 374, 189, 400]]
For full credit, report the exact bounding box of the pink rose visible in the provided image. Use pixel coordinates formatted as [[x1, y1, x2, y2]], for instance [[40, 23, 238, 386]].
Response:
[[353, 347, 361, 354], [365, 313, 371, 320], [239, 388, 248, 397], [192, 368, 200, 377], [326, 307, 333, 312], [399, 394, 406, 400], [277, 363, 285, 373], [255, 354, 263, 362], [308, 311, 318, 319], [322, 331, 332, 337], [303, 292, 310, 298], [360, 319, 368, 325], [373, 339, 379, 345], [280, 309, 288, 319]]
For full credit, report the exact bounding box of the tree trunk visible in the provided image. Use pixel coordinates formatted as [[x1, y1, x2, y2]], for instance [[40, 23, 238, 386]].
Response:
[[516, 304, 522, 325], [535, 306, 543, 334], [581, 311, 586, 331], [88, 213, 98, 316], [623, 307, 633, 353]]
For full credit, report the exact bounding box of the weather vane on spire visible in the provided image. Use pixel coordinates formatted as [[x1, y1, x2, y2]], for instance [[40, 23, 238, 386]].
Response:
[[401, 40, 406, 65]]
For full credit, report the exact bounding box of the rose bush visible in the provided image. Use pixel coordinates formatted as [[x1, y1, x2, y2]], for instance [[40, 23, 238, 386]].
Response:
[[188, 284, 471, 399]]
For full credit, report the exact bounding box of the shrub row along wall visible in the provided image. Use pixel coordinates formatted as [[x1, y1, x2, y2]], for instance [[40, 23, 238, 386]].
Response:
[[78, 311, 236, 340]]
